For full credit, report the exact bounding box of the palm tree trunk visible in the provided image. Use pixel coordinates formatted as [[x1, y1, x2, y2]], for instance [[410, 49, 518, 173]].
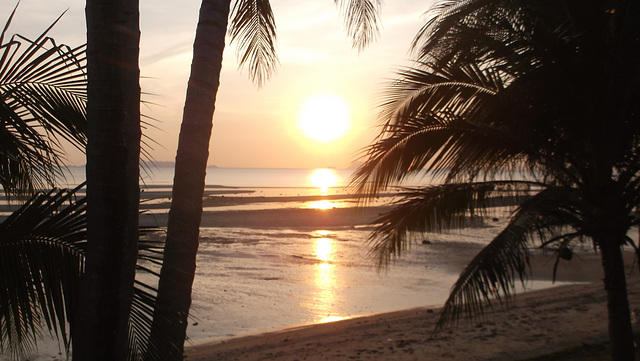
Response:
[[146, 1, 230, 359], [600, 237, 635, 361], [72, 0, 141, 360]]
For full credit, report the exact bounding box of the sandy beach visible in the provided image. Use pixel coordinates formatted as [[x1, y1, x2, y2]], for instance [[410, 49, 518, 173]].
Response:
[[11, 181, 640, 361], [186, 271, 640, 361], [139, 192, 391, 229], [141, 205, 389, 229], [135, 190, 640, 361]]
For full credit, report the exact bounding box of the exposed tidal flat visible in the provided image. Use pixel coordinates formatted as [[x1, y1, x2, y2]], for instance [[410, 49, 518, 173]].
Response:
[[139, 187, 619, 341], [137, 184, 460, 341], [136, 171, 640, 360], [13, 167, 639, 360]]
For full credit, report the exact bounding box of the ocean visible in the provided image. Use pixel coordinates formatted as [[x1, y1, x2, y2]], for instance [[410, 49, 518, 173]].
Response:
[[124, 166, 468, 341], [25, 166, 561, 359], [62, 165, 433, 191], [102, 167, 548, 343]]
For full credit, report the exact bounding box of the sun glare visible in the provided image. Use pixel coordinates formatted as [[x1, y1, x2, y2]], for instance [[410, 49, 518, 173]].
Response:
[[316, 238, 332, 262], [310, 168, 339, 194], [298, 94, 350, 142], [307, 200, 338, 210]]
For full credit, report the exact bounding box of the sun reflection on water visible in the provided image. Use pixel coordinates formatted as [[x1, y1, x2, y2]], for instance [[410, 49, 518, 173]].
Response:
[[316, 238, 332, 262], [306, 232, 346, 323], [320, 316, 347, 323], [306, 199, 339, 210], [310, 168, 339, 195]]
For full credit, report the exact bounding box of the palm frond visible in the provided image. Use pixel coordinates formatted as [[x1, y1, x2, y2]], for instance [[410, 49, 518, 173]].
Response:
[[435, 185, 586, 330], [350, 111, 528, 197], [128, 233, 165, 361], [368, 181, 536, 267], [0, 182, 164, 360], [0, 9, 86, 196], [229, 0, 278, 87], [411, 0, 536, 66], [351, 61, 517, 196], [352, 47, 592, 196], [334, 0, 382, 52], [0, 186, 86, 359], [435, 214, 532, 330]]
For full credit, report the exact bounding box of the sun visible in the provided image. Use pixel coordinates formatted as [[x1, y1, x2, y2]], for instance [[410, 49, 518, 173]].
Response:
[[298, 94, 350, 142]]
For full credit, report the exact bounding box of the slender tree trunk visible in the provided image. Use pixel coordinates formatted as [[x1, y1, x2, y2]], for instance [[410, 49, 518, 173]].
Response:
[[600, 237, 635, 361], [146, 1, 230, 359], [72, 0, 141, 360]]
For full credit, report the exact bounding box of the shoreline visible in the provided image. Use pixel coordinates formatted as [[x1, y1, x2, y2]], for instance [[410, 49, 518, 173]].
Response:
[[135, 188, 391, 229], [140, 205, 389, 229], [183, 249, 638, 360], [186, 275, 640, 361], [14, 186, 640, 360]]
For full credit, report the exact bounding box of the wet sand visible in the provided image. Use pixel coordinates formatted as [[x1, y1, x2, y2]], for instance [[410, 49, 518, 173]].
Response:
[[186, 266, 640, 361], [142, 190, 640, 360], [140, 206, 389, 229], [139, 192, 391, 229]]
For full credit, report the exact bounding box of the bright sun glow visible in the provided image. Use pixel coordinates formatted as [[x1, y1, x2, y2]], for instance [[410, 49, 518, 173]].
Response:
[[298, 94, 350, 142], [307, 200, 338, 210], [316, 238, 332, 262], [310, 168, 339, 194]]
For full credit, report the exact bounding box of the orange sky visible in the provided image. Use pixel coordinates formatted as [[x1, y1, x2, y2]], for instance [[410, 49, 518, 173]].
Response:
[[3, 1, 431, 168]]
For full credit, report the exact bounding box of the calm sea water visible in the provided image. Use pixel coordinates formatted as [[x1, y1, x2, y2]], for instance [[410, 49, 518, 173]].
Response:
[[61, 165, 433, 190], [186, 225, 508, 343], [60, 166, 487, 340], [24, 167, 563, 360]]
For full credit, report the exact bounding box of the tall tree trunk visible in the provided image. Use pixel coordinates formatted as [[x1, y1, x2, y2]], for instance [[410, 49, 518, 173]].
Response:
[[146, 1, 230, 359], [72, 0, 141, 360], [600, 237, 635, 361]]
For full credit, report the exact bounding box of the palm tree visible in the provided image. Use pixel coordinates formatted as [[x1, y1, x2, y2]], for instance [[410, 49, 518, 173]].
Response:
[[0, 5, 168, 361], [0, 4, 87, 197], [72, 0, 142, 359], [352, 1, 640, 361], [0, 187, 86, 359], [0, 7, 86, 358], [0, 183, 167, 361], [148, 0, 382, 359], [146, 1, 233, 359]]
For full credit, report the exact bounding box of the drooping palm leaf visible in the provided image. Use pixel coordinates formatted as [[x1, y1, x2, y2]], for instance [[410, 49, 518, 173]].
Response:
[[334, 0, 382, 52], [229, 0, 278, 87], [351, 59, 543, 195], [435, 185, 587, 329], [0, 186, 86, 359], [128, 234, 165, 361], [435, 213, 532, 329], [0, 183, 166, 360], [367, 181, 536, 267]]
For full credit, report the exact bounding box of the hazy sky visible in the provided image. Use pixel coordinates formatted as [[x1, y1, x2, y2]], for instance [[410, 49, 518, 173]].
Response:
[[3, 1, 433, 168]]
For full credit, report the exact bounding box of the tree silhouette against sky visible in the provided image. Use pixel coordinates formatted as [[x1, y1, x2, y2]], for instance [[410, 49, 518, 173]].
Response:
[[353, 1, 640, 360]]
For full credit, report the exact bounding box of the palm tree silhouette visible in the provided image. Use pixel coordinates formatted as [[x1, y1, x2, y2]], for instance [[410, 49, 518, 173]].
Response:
[[71, 0, 143, 358], [352, 1, 640, 360], [150, 1, 383, 359], [0, 5, 164, 360], [0, 5, 86, 196], [0, 7, 87, 357], [0, 187, 86, 359]]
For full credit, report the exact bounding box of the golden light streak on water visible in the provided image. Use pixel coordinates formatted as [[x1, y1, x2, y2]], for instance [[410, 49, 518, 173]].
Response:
[[316, 238, 332, 262], [306, 199, 339, 209], [310, 235, 344, 323]]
